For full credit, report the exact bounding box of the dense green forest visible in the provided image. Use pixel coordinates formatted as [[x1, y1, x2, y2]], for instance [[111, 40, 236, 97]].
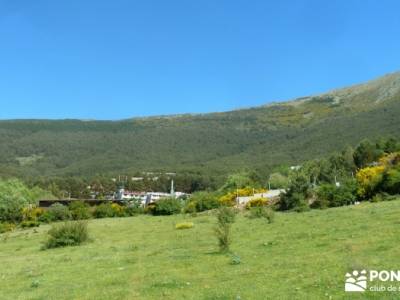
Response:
[[0, 72, 399, 185]]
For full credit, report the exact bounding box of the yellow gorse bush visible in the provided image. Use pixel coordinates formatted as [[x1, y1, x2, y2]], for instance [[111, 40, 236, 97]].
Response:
[[22, 207, 44, 221], [219, 187, 267, 206], [111, 203, 124, 213], [356, 165, 385, 198], [245, 198, 268, 209]]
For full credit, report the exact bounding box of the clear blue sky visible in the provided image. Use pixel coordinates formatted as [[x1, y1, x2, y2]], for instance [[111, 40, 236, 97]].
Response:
[[1, 0, 400, 120]]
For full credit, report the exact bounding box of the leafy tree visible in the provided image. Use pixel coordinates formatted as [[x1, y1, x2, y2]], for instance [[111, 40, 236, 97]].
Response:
[[219, 172, 255, 192], [353, 140, 384, 168], [268, 172, 289, 189], [278, 171, 310, 211], [314, 181, 356, 208], [0, 179, 49, 223]]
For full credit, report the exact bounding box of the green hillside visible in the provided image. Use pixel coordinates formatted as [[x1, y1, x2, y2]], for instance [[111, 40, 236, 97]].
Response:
[[1, 72, 400, 179], [1, 200, 400, 299]]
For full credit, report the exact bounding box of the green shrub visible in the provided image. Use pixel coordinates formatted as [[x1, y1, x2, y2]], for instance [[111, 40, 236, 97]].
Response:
[[43, 221, 89, 249], [371, 192, 398, 202], [123, 200, 144, 216], [152, 198, 182, 215], [124, 205, 144, 216], [248, 207, 275, 223], [40, 203, 71, 222], [185, 192, 220, 213], [110, 203, 125, 217], [314, 182, 356, 208], [230, 254, 241, 265], [93, 203, 116, 218], [69, 201, 91, 220], [0, 222, 15, 233], [20, 220, 40, 228], [216, 206, 237, 224], [22, 207, 44, 221], [38, 212, 54, 223], [175, 222, 194, 230], [278, 172, 310, 211], [214, 207, 237, 252]]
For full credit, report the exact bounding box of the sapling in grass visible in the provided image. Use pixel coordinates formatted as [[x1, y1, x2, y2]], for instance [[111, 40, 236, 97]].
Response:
[[214, 206, 237, 252]]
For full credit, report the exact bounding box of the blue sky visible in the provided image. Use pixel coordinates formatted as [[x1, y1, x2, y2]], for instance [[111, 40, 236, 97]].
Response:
[[1, 0, 400, 120]]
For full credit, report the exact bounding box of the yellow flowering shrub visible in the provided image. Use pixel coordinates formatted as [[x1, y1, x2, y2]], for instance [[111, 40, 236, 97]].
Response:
[[111, 203, 125, 215], [356, 165, 385, 198], [219, 187, 268, 206], [22, 207, 44, 221], [245, 198, 268, 209]]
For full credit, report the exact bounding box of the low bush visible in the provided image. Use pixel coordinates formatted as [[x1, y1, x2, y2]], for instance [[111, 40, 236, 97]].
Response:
[[93, 203, 117, 218], [371, 192, 398, 202], [152, 198, 182, 215], [0, 222, 15, 233], [39, 203, 71, 223], [124, 205, 144, 216], [111, 203, 125, 217], [175, 222, 194, 230], [185, 192, 220, 213], [22, 207, 44, 221], [123, 200, 144, 216], [0, 202, 24, 224], [248, 207, 275, 223], [314, 182, 356, 208], [69, 201, 91, 220], [43, 221, 89, 249], [20, 220, 40, 228]]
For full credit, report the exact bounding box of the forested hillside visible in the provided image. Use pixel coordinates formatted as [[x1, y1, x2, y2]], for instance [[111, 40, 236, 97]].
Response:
[[1, 72, 399, 179]]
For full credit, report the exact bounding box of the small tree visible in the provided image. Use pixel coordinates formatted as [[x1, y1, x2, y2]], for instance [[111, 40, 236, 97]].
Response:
[[278, 171, 310, 211], [214, 206, 236, 252]]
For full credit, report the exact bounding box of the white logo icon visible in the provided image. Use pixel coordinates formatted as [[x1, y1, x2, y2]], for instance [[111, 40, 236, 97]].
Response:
[[345, 270, 367, 292]]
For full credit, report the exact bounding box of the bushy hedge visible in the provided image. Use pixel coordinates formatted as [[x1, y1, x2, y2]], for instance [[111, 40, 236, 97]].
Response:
[[39, 203, 71, 223], [43, 221, 89, 249], [313, 181, 357, 208], [93, 203, 118, 218], [152, 198, 182, 215], [184, 192, 219, 213], [69, 201, 91, 220]]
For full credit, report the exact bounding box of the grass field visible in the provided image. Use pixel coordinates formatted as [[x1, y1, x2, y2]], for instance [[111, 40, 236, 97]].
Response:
[[1, 201, 400, 299]]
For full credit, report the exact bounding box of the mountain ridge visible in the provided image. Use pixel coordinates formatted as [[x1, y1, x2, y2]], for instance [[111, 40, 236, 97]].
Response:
[[0, 71, 399, 179]]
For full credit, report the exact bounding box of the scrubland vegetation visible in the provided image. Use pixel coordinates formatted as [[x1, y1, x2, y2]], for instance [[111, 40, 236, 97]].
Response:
[[1, 200, 400, 299], [0, 117, 400, 298]]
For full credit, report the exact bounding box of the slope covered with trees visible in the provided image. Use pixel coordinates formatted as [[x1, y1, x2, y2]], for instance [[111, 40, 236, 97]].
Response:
[[0, 72, 399, 181]]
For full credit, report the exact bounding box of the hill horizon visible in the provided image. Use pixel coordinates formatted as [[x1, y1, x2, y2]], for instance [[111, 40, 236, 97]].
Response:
[[1, 71, 399, 179], [1, 70, 399, 122]]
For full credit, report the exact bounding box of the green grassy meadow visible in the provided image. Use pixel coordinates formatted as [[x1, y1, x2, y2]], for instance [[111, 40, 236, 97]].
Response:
[[2, 201, 400, 299]]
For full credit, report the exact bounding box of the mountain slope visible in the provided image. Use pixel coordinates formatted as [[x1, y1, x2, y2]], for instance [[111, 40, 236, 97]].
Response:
[[1, 72, 400, 178]]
